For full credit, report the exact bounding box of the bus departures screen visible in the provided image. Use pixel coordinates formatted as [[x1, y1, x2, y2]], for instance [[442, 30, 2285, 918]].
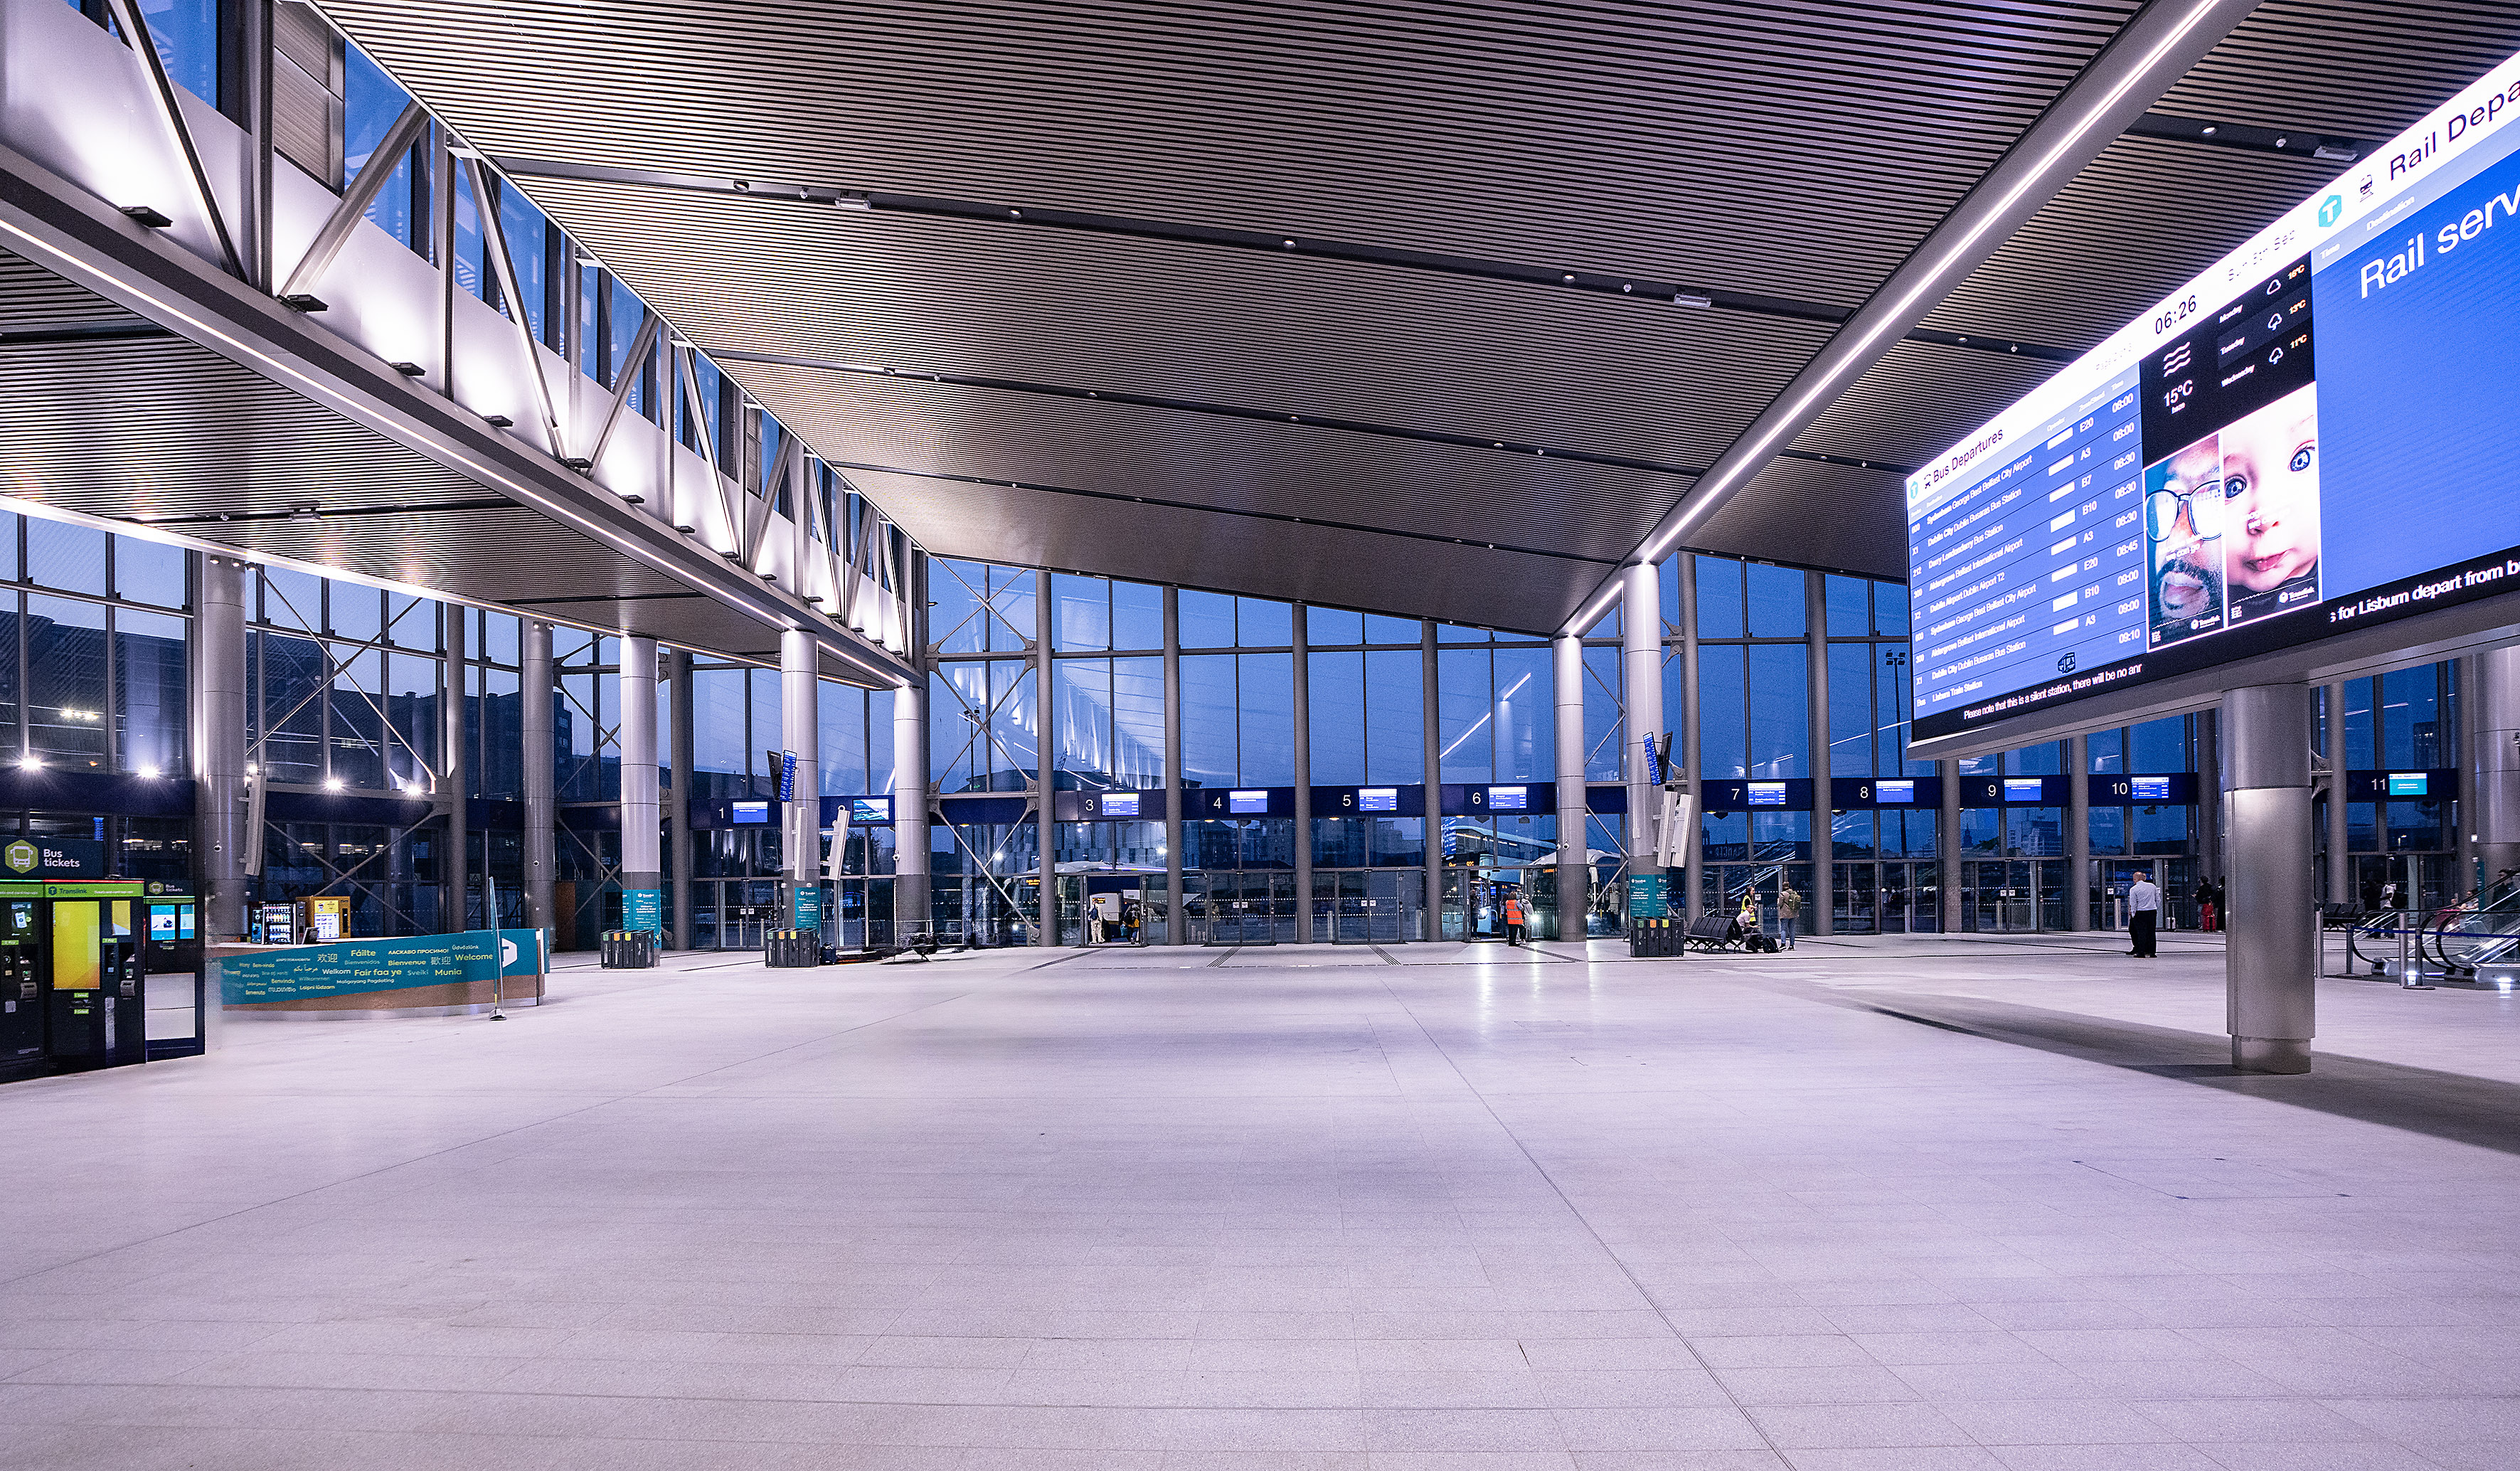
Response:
[[1906, 47, 2520, 743]]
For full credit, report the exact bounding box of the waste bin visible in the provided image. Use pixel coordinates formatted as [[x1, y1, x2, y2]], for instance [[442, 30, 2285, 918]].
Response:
[[765, 929, 822, 968], [600, 930, 657, 968]]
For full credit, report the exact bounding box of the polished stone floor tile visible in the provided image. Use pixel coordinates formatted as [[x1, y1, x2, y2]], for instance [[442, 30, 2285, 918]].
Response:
[[2, 938, 2514, 1467]]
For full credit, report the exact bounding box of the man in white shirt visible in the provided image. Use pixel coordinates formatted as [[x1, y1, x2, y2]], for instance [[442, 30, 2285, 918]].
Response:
[[2127, 870, 2162, 958]]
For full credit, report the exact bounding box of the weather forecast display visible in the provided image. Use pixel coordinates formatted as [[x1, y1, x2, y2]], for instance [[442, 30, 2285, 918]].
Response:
[[1908, 46, 2520, 742]]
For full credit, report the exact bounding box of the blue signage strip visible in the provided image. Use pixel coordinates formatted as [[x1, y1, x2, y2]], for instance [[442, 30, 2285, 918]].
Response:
[[622, 888, 662, 938], [2343, 768, 2460, 801], [220, 929, 543, 1005]]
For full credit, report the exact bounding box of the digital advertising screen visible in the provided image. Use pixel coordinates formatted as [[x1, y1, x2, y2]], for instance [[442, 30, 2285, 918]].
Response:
[[1228, 790, 1268, 815], [848, 797, 892, 824], [1907, 49, 2520, 745], [730, 800, 770, 825], [2387, 772, 2431, 797], [1874, 779, 1916, 804], [2004, 777, 2048, 803], [1359, 787, 1398, 812]]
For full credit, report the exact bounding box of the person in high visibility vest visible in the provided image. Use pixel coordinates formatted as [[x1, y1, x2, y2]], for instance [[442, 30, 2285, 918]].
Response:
[[1503, 890, 1526, 947]]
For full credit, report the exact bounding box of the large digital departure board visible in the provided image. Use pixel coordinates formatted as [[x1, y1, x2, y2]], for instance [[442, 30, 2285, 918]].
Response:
[[1908, 48, 2520, 744]]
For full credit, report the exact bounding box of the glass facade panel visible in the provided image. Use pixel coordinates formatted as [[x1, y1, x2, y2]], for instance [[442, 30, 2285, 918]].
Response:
[[1745, 563, 1806, 637], [28, 519, 105, 597], [1745, 644, 1807, 777], [26, 595, 106, 768], [1696, 557, 1743, 639]]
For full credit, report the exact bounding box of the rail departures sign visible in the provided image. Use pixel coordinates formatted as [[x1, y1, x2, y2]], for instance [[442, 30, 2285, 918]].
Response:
[[1906, 50, 2520, 752]]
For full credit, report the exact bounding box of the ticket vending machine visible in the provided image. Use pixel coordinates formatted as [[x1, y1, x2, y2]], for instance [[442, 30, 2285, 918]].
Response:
[[0, 891, 150, 1081]]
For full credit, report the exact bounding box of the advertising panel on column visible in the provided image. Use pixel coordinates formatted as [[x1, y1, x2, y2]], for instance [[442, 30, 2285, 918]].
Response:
[[1905, 46, 2520, 756]]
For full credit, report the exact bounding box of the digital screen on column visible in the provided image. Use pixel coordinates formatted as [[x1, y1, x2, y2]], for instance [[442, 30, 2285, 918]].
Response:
[[1908, 48, 2520, 743], [1874, 780, 1915, 804], [848, 797, 892, 823], [1359, 787, 1398, 812]]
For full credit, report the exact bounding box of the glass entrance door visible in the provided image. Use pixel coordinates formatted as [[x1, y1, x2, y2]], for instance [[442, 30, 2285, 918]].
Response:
[[1965, 861, 2037, 933], [1317, 870, 1415, 944], [713, 880, 776, 949]]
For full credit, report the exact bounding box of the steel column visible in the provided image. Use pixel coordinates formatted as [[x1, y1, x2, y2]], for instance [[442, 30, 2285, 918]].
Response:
[[669, 647, 694, 949], [1940, 760, 1963, 933], [1292, 604, 1313, 942], [1553, 632, 1587, 946], [2223, 682, 2316, 1073], [780, 629, 819, 924], [2196, 708, 2224, 891], [191, 553, 247, 944], [2324, 680, 2351, 908], [1678, 553, 1703, 919], [1421, 620, 1441, 940], [442, 602, 467, 930], [620, 636, 660, 930], [1621, 563, 1663, 893], [521, 620, 555, 947], [2479, 644, 2520, 891], [2067, 733, 2091, 931], [1164, 587, 1185, 944], [1035, 576, 1055, 945], [1805, 570, 1831, 937]]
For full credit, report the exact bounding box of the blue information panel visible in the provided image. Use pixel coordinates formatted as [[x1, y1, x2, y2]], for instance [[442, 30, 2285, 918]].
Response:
[[623, 888, 661, 938], [1909, 52, 2520, 744]]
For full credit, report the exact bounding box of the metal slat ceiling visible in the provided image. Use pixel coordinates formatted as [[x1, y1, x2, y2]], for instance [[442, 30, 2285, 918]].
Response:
[[303, 0, 2520, 627], [309, 0, 2144, 627]]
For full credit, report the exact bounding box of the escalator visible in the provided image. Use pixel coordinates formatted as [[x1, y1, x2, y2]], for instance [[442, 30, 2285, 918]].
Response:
[[2424, 875, 2520, 983]]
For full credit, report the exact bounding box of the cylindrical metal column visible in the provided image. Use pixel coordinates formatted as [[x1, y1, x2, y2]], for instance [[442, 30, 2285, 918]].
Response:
[[620, 636, 660, 937], [2067, 733, 2091, 932], [1805, 570, 1831, 937], [1622, 563, 1664, 897], [2324, 680, 2350, 909], [2478, 644, 2520, 891], [1034, 577, 1055, 945], [191, 553, 248, 944], [1292, 604, 1313, 942], [1939, 760, 1964, 933], [2224, 682, 2316, 1073], [1163, 587, 1185, 944], [442, 603, 467, 931], [1553, 632, 1587, 947], [780, 629, 819, 928], [669, 647, 693, 950], [892, 672, 929, 946], [1678, 553, 1703, 919], [521, 620, 555, 948], [1421, 620, 1442, 940], [2196, 708, 2225, 891]]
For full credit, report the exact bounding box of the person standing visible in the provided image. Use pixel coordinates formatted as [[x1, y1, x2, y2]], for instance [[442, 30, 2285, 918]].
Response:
[[2127, 869, 2162, 957], [2196, 878, 2220, 933], [1777, 883, 1802, 950], [1503, 889, 1526, 947]]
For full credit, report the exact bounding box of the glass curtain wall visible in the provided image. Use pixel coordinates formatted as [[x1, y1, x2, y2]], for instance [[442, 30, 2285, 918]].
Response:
[[925, 550, 2237, 943]]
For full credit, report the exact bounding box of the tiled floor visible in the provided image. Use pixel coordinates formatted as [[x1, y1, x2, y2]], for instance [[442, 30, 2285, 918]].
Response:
[[4, 933, 2519, 1469]]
